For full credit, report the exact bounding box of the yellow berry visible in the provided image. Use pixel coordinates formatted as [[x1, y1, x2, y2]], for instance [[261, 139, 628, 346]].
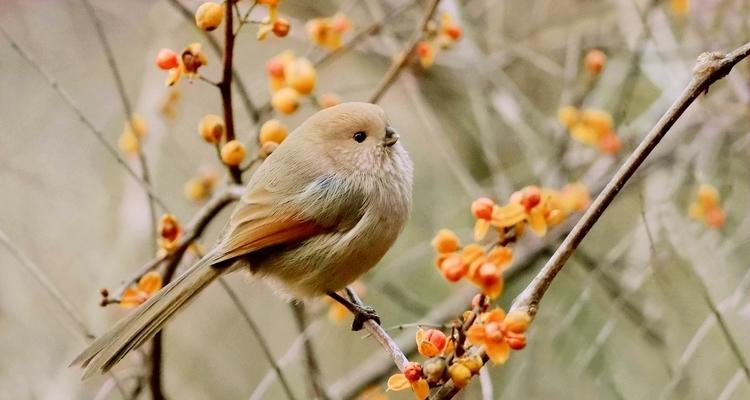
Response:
[[285, 58, 316, 95], [195, 2, 224, 31], [557, 106, 579, 127], [221, 140, 247, 166], [198, 114, 224, 143], [118, 131, 139, 155], [448, 363, 472, 388], [129, 114, 147, 137], [432, 229, 460, 253], [271, 87, 300, 114], [259, 119, 288, 144]]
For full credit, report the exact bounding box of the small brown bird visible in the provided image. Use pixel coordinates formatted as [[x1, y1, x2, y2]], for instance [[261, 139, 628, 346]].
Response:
[[71, 102, 413, 378]]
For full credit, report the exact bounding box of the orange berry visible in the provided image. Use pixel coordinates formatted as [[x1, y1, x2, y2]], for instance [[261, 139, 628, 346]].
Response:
[[332, 13, 351, 33], [198, 114, 224, 143], [285, 57, 316, 95], [705, 207, 726, 228], [266, 58, 286, 79], [599, 133, 621, 155], [195, 2, 224, 31], [584, 49, 607, 75], [557, 106, 579, 127], [259, 119, 288, 144], [432, 229, 460, 253], [423, 329, 447, 352], [403, 362, 423, 383], [271, 87, 300, 114], [317, 92, 341, 108], [416, 41, 431, 57], [471, 197, 494, 219], [506, 331, 527, 350], [272, 18, 291, 37], [477, 262, 500, 287], [159, 214, 181, 243], [220, 140, 247, 166], [520, 187, 541, 211], [441, 255, 467, 282], [445, 25, 462, 40], [258, 0, 279, 5], [484, 321, 504, 343], [156, 49, 179, 70]]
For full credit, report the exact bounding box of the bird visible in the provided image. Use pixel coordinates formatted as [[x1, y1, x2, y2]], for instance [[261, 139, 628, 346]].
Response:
[[71, 102, 413, 378]]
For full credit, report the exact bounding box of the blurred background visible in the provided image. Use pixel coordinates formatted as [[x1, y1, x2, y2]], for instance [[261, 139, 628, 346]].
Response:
[[1, 0, 750, 399]]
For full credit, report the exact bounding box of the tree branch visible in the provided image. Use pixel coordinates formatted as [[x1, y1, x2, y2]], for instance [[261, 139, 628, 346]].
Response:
[[219, 1, 243, 184], [431, 42, 750, 400]]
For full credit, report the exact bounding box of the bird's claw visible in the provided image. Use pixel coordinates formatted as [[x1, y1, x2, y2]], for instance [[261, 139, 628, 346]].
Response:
[[351, 304, 380, 331]]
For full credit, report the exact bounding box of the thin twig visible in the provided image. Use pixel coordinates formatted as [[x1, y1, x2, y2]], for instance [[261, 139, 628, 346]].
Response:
[[290, 303, 329, 400], [0, 227, 129, 398], [368, 0, 441, 103], [431, 43, 750, 400], [344, 286, 409, 372], [0, 227, 94, 340], [0, 25, 167, 212], [79, 0, 159, 250], [218, 279, 297, 400]]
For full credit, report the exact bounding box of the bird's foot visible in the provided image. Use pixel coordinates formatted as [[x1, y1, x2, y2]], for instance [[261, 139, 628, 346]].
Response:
[[351, 303, 380, 331]]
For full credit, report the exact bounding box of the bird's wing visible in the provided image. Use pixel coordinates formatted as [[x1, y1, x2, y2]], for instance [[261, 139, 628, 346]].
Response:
[[210, 174, 366, 264]]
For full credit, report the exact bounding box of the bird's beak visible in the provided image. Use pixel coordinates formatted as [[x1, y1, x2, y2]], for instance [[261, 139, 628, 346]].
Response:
[[384, 125, 399, 147]]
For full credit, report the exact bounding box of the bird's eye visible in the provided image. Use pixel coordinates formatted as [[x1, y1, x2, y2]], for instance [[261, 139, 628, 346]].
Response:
[[353, 131, 367, 143]]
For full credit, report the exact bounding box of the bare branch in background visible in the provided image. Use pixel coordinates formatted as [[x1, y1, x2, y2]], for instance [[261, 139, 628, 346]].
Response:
[[0, 26, 168, 212]]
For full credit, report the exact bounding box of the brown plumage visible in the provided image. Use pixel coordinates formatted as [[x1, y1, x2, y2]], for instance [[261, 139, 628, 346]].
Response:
[[71, 102, 413, 378]]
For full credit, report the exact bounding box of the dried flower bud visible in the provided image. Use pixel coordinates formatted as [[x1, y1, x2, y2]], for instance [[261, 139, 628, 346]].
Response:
[[118, 130, 139, 155], [156, 49, 179, 70], [431, 229, 460, 253], [182, 43, 208, 76], [259, 119, 288, 144], [198, 114, 225, 143], [272, 18, 291, 37], [272, 87, 300, 114], [459, 354, 483, 374], [221, 140, 247, 166], [195, 2, 224, 31]]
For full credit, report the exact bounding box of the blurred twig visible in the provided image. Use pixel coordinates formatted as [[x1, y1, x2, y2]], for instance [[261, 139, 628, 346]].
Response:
[[79, 0, 159, 249], [368, 0, 441, 103], [290, 303, 329, 400], [219, 278, 297, 400], [0, 227, 130, 398], [432, 42, 750, 400], [0, 26, 168, 212]]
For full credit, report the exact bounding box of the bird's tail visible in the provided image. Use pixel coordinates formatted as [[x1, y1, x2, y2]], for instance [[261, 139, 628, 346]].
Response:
[[71, 252, 226, 379]]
